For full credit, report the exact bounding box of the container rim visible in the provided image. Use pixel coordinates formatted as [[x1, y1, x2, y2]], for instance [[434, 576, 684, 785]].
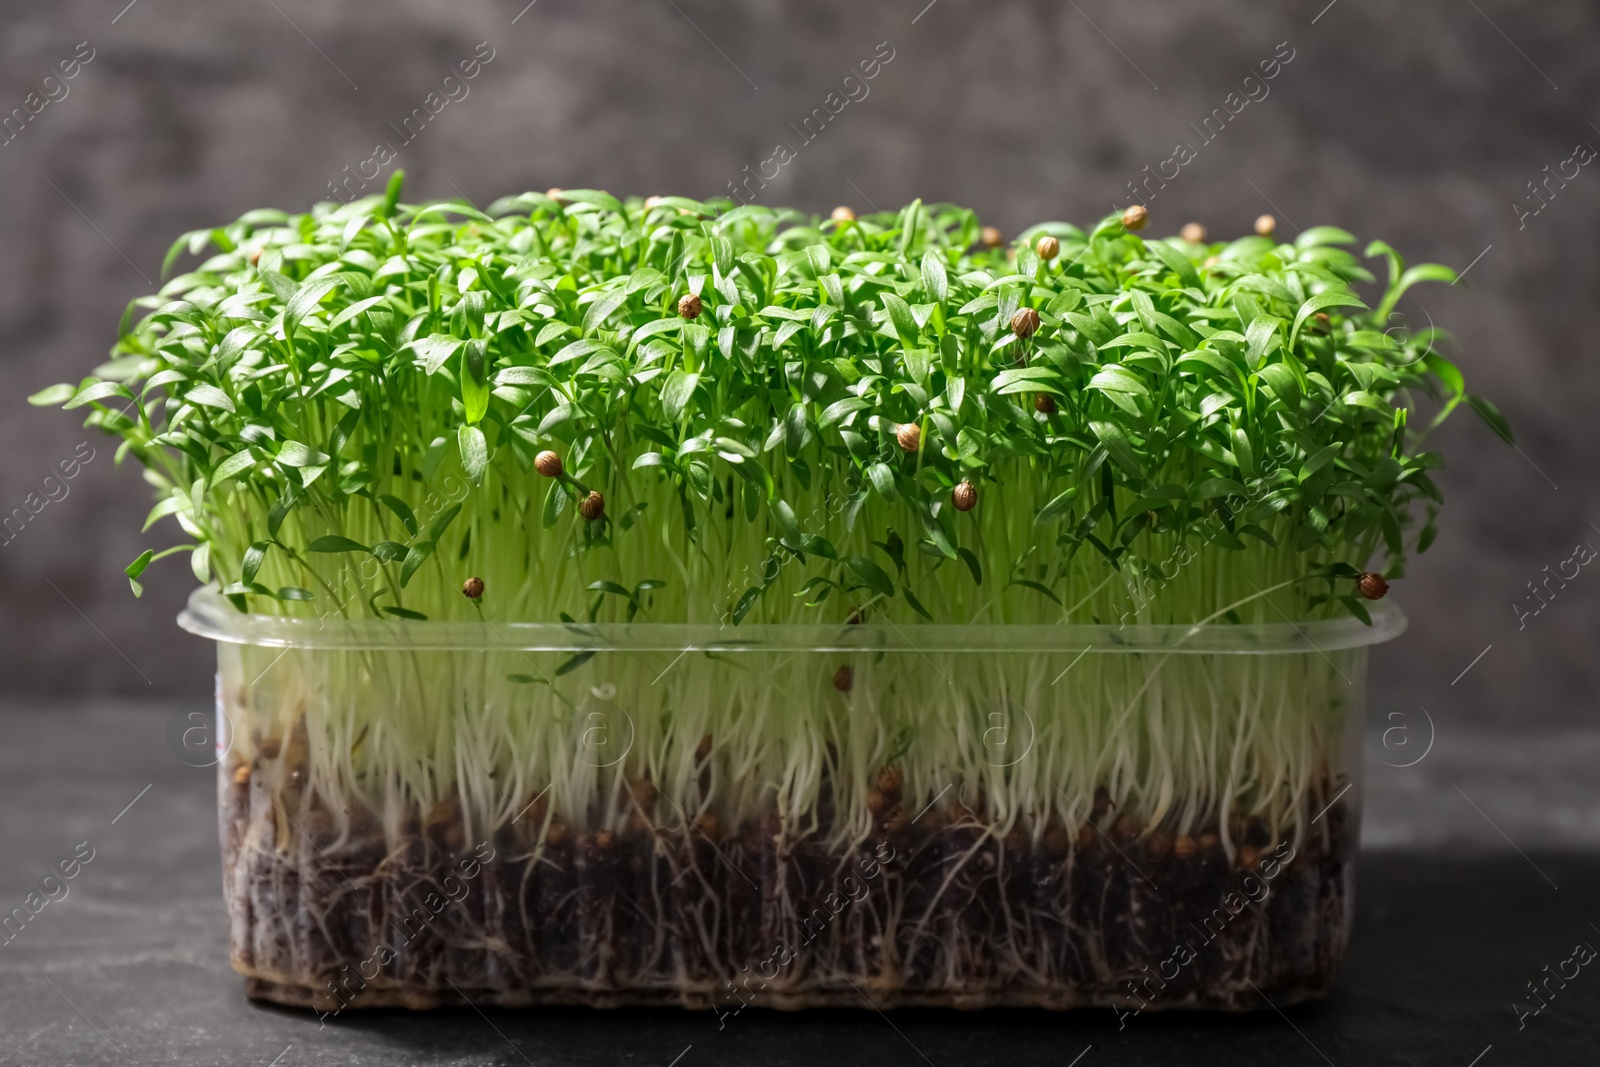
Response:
[[177, 585, 1406, 655]]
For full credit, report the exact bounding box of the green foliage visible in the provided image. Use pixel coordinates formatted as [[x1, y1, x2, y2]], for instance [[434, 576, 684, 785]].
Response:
[[44, 176, 1492, 625]]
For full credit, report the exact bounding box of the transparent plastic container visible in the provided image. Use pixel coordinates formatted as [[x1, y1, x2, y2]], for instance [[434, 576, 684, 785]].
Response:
[[179, 586, 1404, 1015]]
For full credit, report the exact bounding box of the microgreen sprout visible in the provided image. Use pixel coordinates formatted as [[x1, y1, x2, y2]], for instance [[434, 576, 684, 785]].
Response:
[[35, 174, 1502, 629]]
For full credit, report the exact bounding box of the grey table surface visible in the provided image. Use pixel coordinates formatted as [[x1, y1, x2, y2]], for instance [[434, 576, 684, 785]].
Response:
[[2, 701, 1597, 1067]]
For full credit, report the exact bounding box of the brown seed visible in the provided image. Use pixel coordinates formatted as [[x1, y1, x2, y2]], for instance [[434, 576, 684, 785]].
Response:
[[1312, 311, 1331, 334], [980, 225, 1002, 248], [833, 664, 854, 692], [895, 422, 922, 452], [1010, 306, 1041, 339], [1121, 204, 1149, 231], [1147, 829, 1173, 859], [232, 761, 251, 785], [694, 813, 721, 839], [866, 788, 889, 815], [831, 205, 856, 223], [1113, 813, 1142, 841], [255, 734, 281, 760], [1075, 825, 1095, 850], [920, 809, 947, 834], [1180, 222, 1207, 243], [846, 607, 866, 625], [1044, 826, 1072, 854], [1173, 834, 1198, 859], [593, 828, 615, 849], [677, 293, 702, 320], [1254, 213, 1277, 237], [461, 576, 485, 600], [1198, 831, 1220, 851], [1358, 572, 1389, 600], [876, 765, 904, 795], [534, 450, 563, 478], [1034, 393, 1057, 415], [1035, 235, 1060, 261], [1237, 844, 1262, 869], [545, 821, 570, 847], [882, 806, 910, 835], [952, 481, 977, 512], [545, 187, 569, 206], [579, 490, 605, 522], [630, 777, 657, 808]]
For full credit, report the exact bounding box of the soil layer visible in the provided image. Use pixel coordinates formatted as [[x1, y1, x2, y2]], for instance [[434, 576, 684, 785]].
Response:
[[221, 766, 1356, 1014]]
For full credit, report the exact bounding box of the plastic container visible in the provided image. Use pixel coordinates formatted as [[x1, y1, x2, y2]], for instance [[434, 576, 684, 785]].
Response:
[[179, 586, 1404, 1015]]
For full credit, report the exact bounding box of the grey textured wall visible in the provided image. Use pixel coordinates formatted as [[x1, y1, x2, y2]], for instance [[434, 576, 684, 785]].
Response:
[[1, 0, 1595, 725]]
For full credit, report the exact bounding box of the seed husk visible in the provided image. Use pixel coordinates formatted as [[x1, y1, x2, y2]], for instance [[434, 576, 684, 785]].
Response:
[[979, 225, 1002, 248], [1180, 222, 1207, 243], [579, 491, 605, 522], [876, 765, 904, 795], [1121, 205, 1149, 231], [951, 481, 977, 512], [1255, 213, 1277, 237], [1010, 306, 1041, 339], [1357, 572, 1389, 600], [546, 188, 569, 207], [830, 205, 856, 223], [895, 422, 921, 452], [1035, 235, 1060, 260], [1034, 394, 1057, 415], [677, 293, 702, 320], [833, 664, 854, 692], [534, 450, 562, 478], [461, 576, 484, 600]]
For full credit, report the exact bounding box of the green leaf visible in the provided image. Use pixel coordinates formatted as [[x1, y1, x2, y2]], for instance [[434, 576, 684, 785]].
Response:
[[880, 292, 919, 347], [400, 540, 435, 588], [460, 339, 490, 424], [64, 381, 135, 410], [285, 278, 340, 338], [28, 383, 76, 407], [1090, 421, 1143, 478], [307, 535, 369, 553], [458, 424, 488, 483], [211, 449, 257, 486], [185, 383, 235, 413], [241, 541, 270, 585], [277, 441, 330, 468], [1466, 394, 1513, 444], [124, 549, 154, 597], [427, 503, 463, 544], [1146, 239, 1200, 289], [841, 555, 895, 599], [1290, 291, 1366, 349], [661, 370, 699, 423], [921, 250, 949, 304], [378, 494, 418, 536], [1036, 486, 1079, 524], [555, 650, 596, 676]]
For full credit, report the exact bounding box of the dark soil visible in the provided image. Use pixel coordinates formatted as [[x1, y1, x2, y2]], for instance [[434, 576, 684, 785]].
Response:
[[220, 762, 1356, 1014]]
